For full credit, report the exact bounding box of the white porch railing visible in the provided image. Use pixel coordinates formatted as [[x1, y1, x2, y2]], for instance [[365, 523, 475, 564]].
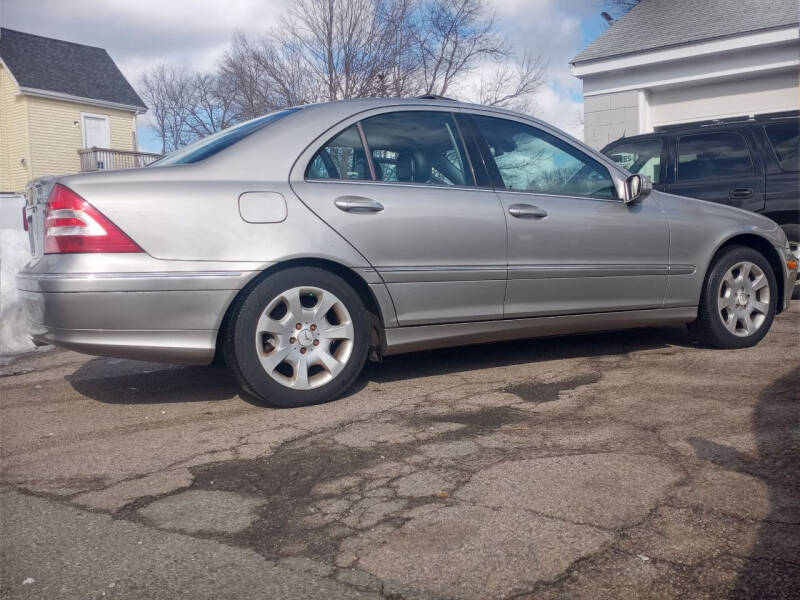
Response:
[[78, 147, 162, 172]]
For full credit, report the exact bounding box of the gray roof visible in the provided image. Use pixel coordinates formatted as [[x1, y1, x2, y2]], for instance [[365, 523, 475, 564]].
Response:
[[0, 28, 146, 110], [572, 0, 800, 63]]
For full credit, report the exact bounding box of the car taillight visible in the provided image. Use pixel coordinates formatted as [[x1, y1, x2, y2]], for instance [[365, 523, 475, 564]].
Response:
[[44, 184, 143, 254]]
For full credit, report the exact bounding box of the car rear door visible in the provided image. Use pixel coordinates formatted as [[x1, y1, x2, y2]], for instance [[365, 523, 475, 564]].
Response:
[[467, 112, 669, 318], [290, 108, 507, 326], [665, 128, 766, 212]]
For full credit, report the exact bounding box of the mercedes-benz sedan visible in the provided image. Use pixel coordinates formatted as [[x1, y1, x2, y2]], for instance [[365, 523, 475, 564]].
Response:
[[18, 98, 798, 407]]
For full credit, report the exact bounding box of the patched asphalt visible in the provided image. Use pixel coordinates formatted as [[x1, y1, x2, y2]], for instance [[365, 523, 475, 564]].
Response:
[[2, 305, 799, 599]]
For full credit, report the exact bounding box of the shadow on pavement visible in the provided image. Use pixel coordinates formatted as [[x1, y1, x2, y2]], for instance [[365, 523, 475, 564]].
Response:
[[66, 325, 694, 406], [366, 324, 696, 384], [690, 366, 800, 599]]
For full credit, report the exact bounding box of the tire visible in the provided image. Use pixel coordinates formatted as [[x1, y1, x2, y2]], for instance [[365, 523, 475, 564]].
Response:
[[779, 223, 800, 300], [223, 267, 369, 407], [691, 245, 778, 349]]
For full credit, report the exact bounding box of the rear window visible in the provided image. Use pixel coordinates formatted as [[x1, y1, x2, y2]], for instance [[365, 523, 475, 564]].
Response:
[[152, 108, 299, 166], [677, 132, 754, 180], [764, 121, 799, 172]]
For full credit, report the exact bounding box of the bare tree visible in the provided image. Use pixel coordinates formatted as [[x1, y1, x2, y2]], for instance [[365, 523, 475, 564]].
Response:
[[138, 64, 194, 153], [141, 0, 548, 151], [603, 0, 640, 16], [474, 51, 547, 113], [416, 0, 507, 96], [184, 72, 238, 137]]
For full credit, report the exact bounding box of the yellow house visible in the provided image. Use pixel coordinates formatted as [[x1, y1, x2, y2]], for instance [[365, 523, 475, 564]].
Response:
[[0, 28, 151, 192]]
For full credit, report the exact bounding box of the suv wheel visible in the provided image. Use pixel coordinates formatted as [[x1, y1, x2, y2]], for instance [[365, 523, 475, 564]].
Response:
[[691, 245, 777, 349], [224, 267, 369, 407]]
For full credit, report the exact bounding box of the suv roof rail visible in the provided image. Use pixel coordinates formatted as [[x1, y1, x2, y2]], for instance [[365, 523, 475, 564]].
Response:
[[653, 110, 799, 132], [415, 94, 456, 101]]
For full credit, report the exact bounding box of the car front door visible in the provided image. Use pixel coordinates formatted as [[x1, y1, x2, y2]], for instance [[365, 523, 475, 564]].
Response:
[[290, 109, 507, 326], [468, 113, 669, 318], [666, 129, 766, 212]]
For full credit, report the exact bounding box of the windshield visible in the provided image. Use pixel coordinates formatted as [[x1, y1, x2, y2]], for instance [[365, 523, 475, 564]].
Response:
[[151, 108, 300, 166], [603, 138, 663, 183]]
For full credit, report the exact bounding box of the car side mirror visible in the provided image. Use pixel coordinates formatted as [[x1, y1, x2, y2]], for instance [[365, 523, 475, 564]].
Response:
[[624, 174, 652, 204]]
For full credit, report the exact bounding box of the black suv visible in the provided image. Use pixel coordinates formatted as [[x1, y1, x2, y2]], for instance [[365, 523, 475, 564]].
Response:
[[601, 112, 799, 298]]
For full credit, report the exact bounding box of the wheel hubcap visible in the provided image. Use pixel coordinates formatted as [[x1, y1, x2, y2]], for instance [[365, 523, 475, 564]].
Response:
[[254, 286, 354, 390], [717, 261, 770, 337]]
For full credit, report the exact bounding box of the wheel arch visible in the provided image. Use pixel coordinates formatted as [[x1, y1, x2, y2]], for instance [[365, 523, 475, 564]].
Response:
[[709, 233, 786, 313], [214, 258, 391, 360]]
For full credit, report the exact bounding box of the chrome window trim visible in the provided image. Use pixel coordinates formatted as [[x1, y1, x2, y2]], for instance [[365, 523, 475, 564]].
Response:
[[494, 188, 624, 204], [301, 177, 497, 193]]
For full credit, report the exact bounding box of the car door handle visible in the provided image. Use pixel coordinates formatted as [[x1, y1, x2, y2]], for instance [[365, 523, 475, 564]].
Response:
[[508, 203, 548, 219], [730, 187, 754, 199], [334, 196, 384, 213]]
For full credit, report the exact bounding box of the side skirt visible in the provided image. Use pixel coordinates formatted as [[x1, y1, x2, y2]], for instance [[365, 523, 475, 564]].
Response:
[[383, 307, 696, 356]]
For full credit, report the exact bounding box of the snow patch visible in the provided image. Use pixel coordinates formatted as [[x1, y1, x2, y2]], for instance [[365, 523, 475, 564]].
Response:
[[1, 194, 38, 362]]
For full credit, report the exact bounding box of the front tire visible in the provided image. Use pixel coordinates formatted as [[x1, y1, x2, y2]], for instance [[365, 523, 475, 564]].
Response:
[[223, 267, 369, 407], [691, 245, 778, 349]]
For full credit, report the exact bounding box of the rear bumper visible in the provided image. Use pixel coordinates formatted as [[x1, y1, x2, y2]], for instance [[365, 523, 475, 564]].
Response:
[[16, 256, 265, 364]]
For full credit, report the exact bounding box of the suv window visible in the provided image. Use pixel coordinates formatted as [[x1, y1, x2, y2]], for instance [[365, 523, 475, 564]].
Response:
[[677, 132, 754, 180], [360, 111, 473, 186], [306, 125, 371, 180], [764, 121, 799, 172], [603, 138, 663, 184], [472, 115, 617, 199]]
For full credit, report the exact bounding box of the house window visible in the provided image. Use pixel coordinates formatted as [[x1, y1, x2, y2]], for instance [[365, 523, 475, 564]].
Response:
[[81, 113, 110, 149]]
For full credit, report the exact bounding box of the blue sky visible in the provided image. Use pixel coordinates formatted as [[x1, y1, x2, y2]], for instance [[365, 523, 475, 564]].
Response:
[[2, 0, 614, 153]]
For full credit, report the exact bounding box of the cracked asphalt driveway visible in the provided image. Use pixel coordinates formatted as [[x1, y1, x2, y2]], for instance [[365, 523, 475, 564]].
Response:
[[2, 305, 799, 599]]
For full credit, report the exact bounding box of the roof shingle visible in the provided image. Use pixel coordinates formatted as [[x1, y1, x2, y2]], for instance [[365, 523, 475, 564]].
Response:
[[0, 28, 146, 110], [572, 0, 800, 64]]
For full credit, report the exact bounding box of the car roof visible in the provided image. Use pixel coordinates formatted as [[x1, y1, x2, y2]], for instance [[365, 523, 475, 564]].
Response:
[[604, 112, 800, 147], [292, 96, 554, 129]]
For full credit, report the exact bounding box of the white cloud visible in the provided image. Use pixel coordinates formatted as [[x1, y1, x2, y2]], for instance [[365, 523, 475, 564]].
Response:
[[3, 0, 603, 144], [535, 84, 584, 139]]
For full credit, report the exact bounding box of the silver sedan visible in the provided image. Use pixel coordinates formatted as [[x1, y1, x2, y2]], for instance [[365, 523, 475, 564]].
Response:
[[18, 98, 798, 407]]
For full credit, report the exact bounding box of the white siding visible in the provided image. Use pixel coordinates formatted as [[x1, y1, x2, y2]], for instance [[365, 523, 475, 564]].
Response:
[[583, 90, 640, 149], [648, 69, 800, 128]]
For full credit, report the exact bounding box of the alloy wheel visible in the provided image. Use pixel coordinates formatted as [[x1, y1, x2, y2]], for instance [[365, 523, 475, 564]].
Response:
[[253, 286, 354, 389], [717, 261, 771, 337]]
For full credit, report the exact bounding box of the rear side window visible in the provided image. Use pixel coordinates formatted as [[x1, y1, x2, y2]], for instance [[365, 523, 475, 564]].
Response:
[[473, 115, 617, 199], [677, 132, 754, 180], [764, 121, 799, 172], [360, 111, 473, 186], [603, 138, 663, 184], [153, 108, 299, 166], [306, 125, 371, 180]]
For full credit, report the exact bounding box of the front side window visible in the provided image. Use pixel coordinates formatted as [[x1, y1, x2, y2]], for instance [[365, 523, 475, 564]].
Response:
[[360, 111, 473, 186], [306, 125, 371, 180], [677, 132, 754, 181], [472, 115, 617, 199], [764, 121, 799, 172], [603, 138, 663, 184]]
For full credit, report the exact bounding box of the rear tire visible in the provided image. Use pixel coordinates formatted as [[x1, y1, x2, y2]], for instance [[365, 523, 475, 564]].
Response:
[[779, 223, 799, 300], [691, 245, 777, 349], [223, 267, 369, 407]]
